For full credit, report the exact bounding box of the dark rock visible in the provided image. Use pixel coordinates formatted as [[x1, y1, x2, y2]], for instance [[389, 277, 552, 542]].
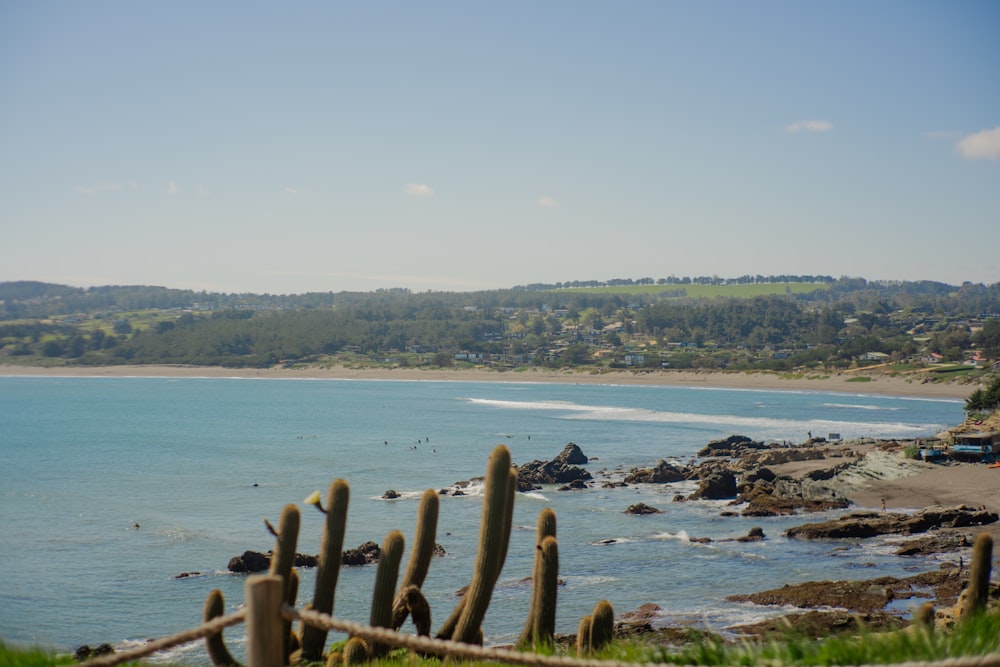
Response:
[[558, 479, 588, 490], [516, 476, 541, 492], [739, 467, 776, 487], [227, 550, 317, 572], [75, 644, 114, 661], [382, 489, 400, 499], [737, 527, 766, 542], [517, 459, 592, 485], [624, 459, 686, 484], [555, 442, 588, 465], [688, 470, 737, 500], [786, 505, 999, 540], [625, 502, 663, 515], [893, 533, 972, 556], [342, 541, 381, 565], [228, 550, 271, 573], [697, 434, 764, 458]]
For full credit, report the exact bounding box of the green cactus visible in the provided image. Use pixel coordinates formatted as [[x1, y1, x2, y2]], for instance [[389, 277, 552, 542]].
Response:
[[267, 503, 300, 662], [448, 445, 516, 644], [590, 599, 615, 653], [392, 488, 439, 630], [963, 532, 994, 619], [203, 589, 241, 667], [301, 479, 350, 662], [518, 508, 558, 649], [369, 530, 405, 658]]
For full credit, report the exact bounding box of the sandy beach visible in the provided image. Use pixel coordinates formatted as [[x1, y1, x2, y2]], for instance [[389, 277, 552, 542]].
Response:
[[5, 362, 997, 536], [0, 363, 979, 400]]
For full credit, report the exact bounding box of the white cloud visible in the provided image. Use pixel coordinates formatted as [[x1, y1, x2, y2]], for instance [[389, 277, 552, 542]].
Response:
[[785, 120, 833, 133], [167, 180, 180, 195], [283, 186, 303, 195], [72, 181, 139, 195], [537, 196, 561, 208], [404, 183, 434, 197], [956, 125, 1000, 160]]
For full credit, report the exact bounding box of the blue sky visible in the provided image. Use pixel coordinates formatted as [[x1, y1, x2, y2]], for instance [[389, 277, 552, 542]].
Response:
[[1, 1, 997, 294]]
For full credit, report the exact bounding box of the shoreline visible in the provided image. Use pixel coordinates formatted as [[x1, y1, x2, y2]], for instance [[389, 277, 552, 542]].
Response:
[[0, 363, 977, 400]]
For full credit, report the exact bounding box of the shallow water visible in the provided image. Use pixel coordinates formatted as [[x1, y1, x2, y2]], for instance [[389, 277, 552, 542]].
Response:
[[0, 376, 963, 663]]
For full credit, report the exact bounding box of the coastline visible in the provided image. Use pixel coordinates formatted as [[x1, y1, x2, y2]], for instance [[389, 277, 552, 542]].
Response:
[[0, 363, 976, 400]]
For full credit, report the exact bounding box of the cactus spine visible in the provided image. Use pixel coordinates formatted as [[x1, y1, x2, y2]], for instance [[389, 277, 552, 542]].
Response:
[[267, 504, 300, 662], [392, 488, 439, 630], [518, 508, 558, 649], [963, 532, 993, 619], [447, 445, 516, 644], [203, 589, 241, 667], [369, 530, 405, 658], [300, 479, 350, 662]]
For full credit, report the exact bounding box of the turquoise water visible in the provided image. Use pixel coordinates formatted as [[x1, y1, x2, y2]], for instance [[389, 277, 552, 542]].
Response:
[[0, 376, 963, 662]]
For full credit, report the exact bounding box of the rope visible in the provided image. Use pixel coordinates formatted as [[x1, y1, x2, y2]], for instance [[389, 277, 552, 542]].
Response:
[[76, 609, 245, 667]]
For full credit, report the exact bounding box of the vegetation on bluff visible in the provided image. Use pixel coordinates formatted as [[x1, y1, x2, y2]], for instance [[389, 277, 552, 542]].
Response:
[[1, 277, 998, 377]]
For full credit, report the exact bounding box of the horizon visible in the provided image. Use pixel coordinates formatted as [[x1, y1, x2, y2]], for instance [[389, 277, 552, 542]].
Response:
[[2, 2, 998, 294]]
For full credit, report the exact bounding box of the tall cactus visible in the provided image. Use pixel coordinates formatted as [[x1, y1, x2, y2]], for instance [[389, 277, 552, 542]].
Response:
[[267, 504, 300, 662], [444, 445, 516, 644], [301, 479, 350, 662], [518, 508, 558, 649], [392, 489, 439, 630], [369, 530, 405, 658], [203, 589, 241, 667], [963, 532, 994, 619]]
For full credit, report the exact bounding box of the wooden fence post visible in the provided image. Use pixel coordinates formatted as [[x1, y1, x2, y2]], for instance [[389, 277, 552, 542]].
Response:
[[246, 575, 284, 667]]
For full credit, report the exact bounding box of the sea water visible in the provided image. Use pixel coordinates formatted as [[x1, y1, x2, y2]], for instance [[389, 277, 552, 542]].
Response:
[[0, 376, 963, 663]]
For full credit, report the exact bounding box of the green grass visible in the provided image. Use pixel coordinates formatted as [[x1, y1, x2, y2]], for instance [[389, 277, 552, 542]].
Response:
[[6, 613, 1000, 666], [846, 375, 873, 382], [556, 283, 829, 299]]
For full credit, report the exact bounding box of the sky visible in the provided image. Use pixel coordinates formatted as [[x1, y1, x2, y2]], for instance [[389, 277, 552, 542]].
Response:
[[1, 1, 998, 294]]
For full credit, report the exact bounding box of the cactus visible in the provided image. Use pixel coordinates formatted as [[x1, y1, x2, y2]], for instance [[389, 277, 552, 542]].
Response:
[[915, 601, 935, 631], [447, 445, 516, 644], [301, 479, 350, 662], [203, 589, 241, 667], [267, 504, 300, 662], [341, 637, 369, 665], [518, 508, 558, 649], [963, 532, 994, 619], [392, 488, 439, 630], [590, 599, 615, 652], [399, 584, 432, 637], [575, 615, 592, 657], [369, 530, 405, 658]]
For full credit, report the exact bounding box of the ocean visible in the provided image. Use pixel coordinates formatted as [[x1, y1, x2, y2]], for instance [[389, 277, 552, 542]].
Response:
[[0, 376, 964, 663]]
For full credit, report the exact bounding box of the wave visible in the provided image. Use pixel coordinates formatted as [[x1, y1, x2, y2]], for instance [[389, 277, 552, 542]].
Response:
[[822, 403, 901, 411], [464, 398, 944, 438]]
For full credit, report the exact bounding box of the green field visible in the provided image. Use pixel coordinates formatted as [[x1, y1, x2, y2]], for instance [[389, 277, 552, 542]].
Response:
[[556, 282, 829, 298]]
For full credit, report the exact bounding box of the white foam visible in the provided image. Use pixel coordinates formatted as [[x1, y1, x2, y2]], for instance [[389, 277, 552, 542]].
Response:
[[464, 397, 944, 438]]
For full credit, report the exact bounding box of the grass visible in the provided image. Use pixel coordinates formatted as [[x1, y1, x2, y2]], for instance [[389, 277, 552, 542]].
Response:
[[846, 376, 873, 382], [9, 612, 1000, 666]]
